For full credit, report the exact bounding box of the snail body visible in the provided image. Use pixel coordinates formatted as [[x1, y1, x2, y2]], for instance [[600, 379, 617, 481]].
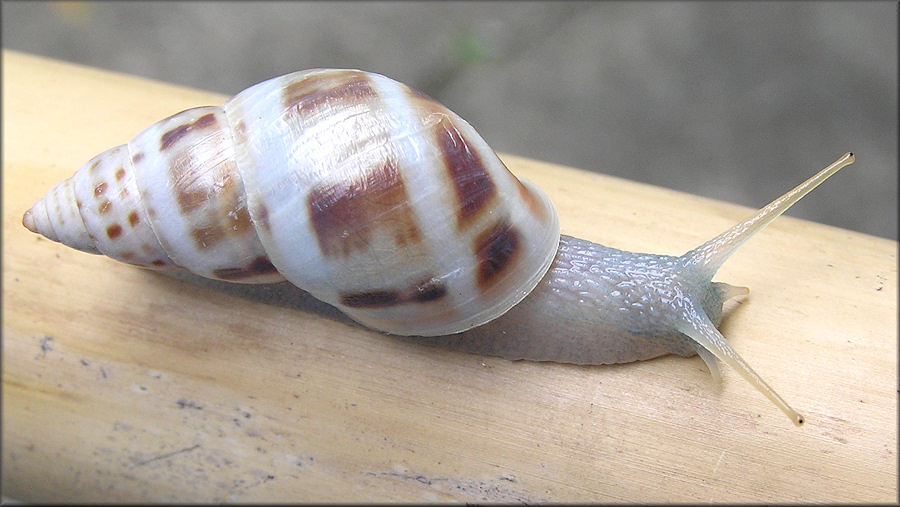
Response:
[[23, 69, 854, 426]]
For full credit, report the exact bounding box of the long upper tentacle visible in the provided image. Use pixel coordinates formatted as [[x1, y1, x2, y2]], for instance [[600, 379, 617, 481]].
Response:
[[684, 153, 854, 278]]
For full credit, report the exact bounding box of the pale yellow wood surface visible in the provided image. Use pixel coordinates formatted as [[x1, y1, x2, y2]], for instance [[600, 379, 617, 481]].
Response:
[[3, 50, 897, 503]]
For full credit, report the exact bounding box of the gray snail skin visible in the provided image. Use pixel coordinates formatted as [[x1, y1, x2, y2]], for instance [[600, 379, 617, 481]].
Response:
[[22, 69, 854, 426]]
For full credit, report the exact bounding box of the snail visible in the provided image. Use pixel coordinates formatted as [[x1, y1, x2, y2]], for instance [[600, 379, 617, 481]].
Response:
[[22, 68, 854, 427]]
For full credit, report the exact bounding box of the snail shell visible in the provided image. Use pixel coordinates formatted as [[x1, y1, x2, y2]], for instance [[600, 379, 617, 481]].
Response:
[[22, 69, 559, 336]]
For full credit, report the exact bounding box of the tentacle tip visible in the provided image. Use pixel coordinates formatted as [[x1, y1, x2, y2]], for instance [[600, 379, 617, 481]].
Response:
[[724, 283, 750, 300], [794, 413, 805, 427], [22, 208, 37, 233]]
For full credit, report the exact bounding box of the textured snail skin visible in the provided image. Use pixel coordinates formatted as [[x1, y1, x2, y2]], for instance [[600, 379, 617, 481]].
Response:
[[423, 236, 714, 365], [21, 68, 854, 426]]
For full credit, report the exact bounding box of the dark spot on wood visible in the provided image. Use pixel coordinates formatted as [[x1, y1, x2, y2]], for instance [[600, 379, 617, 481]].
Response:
[[106, 223, 123, 240], [128, 211, 140, 227], [94, 181, 108, 198], [176, 399, 203, 410], [39, 335, 53, 356], [340, 290, 401, 309], [160, 112, 218, 151], [474, 220, 520, 289], [212, 256, 278, 280], [308, 159, 421, 258], [435, 122, 497, 228]]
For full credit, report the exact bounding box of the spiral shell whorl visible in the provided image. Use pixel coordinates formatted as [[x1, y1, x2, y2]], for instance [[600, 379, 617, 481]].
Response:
[[24, 144, 174, 269], [126, 107, 283, 283], [24, 107, 285, 283]]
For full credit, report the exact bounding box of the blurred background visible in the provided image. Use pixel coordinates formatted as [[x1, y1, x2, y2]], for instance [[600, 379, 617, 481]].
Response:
[[3, 1, 897, 239]]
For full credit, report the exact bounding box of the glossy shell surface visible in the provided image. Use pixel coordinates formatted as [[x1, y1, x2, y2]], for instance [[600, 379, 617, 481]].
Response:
[[24, 69, 561, 336]]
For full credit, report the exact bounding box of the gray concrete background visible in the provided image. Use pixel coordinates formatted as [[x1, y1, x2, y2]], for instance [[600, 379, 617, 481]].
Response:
[[3, 1, 896, 239]]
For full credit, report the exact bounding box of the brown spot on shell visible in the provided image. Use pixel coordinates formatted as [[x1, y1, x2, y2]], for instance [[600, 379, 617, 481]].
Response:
[[515, 179, 547, 223], [212, 256, 278, 280], [232, 120, 248, 149], [150, 259, 168, 267], [175, 185, 207, 214], [212, 162, 254, 238], [403, 83, 453, 118], [159, 112, 218, 151], [308, 159, 422, 258], [128, 211, 140, 227], [231, 205, 253, 236], [97, 200, 111, 214], [474, 220, 520, 289], [171, 160, 246, 250], [435, 121, 497, 228], [121, 251, 135, 260], [340, 290, 401, 309], [191, 223, 224, 250], [405, 85, 440, 105], [282, 70, 377, 115], [115, 167, 126, 181], [254, 203, 270, 233], [94, 182, 108, 198], [106, 223, 123, 240], [131, 152, 144, 164], [409, 277, 447, 303], [339, 276, 447, 309]]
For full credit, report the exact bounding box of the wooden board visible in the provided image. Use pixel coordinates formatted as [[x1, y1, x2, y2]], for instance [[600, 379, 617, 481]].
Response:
[[3, 50, 897, 503]]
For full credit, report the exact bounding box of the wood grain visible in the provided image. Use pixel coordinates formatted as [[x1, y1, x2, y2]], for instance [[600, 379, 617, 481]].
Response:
[[3, 50, 896, 503]]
